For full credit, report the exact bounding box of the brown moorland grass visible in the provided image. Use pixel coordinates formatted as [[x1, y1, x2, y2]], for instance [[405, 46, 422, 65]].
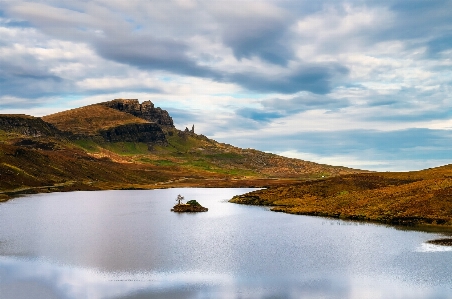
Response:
[[230, 167, 452, 227], [42, 105, 149, 135]]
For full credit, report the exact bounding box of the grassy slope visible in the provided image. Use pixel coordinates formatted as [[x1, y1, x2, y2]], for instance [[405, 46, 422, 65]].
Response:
[[42, 105, 149, 135], [0, 133, 329, 200], [230, 168, 452, 226], [71, 130, 359, 180], [0, 137, 170, 191], [152, 131, 360, 178]]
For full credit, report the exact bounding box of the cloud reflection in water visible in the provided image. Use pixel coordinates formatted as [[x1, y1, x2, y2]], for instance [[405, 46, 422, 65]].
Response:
[[0, 256, 231, 299], [1, 255, 451, 299]]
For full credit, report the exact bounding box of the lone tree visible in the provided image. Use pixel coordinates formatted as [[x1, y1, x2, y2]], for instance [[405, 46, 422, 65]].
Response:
[[176, 194, 184, 205]]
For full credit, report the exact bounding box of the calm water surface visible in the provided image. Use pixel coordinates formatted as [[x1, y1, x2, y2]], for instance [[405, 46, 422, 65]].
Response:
[[1, 188, 452, 299]]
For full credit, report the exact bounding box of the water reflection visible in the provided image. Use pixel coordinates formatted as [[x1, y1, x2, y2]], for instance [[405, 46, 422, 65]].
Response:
[[2, 256, 451, 299], [0, 256, 231, 299]]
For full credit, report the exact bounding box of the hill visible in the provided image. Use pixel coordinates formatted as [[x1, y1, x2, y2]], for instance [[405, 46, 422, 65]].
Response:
[[0, 99, 363, 201], [41, 100, 361, 179]]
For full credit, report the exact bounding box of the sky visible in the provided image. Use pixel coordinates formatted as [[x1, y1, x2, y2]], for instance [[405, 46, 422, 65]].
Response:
[[1, 0, 452, 171]]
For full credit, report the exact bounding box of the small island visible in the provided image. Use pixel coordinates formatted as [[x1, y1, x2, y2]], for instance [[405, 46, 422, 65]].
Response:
[[171, 194, 208, 212]]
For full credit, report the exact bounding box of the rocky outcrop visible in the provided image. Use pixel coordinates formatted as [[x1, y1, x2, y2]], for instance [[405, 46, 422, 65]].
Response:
[[100, 99, 174, 128], [99, 123, 167, 144], [0, 115, 63, 137]]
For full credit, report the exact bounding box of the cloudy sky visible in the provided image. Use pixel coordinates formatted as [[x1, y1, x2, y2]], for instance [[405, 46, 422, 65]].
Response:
[[1, 0, 452, 171]]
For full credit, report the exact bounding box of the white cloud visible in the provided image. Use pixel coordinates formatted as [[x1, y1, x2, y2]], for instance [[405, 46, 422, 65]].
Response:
[[277, 150, 452, 172], [2, 0, 452, 170], [293, 4, 394, 58]]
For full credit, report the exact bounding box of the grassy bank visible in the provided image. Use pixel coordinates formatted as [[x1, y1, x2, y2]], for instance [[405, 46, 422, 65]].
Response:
[[230, 169, 452, 227]]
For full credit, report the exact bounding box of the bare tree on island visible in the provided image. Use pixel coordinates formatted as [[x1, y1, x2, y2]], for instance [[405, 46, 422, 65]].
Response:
[[176, 194, 184, 205], [171, 194, 208, 212]]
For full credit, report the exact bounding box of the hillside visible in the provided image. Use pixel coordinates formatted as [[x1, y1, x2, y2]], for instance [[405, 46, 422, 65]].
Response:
[[41, 100, 361, 179], [42, 105, 149, 135], [231, 166, 452, 227], [0, 99, 363, 201]]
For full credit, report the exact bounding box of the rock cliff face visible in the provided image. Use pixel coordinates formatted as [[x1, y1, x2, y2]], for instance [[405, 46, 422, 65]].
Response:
[[99, 123, 167, 144], [100, 99, 174, 128], [0, 115, 63, 137]]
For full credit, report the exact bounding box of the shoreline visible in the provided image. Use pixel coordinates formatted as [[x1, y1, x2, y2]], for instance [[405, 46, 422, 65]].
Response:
[[0, 177, 294, 203], [231, 199, 452, 232], [229, 174, 452, 229]]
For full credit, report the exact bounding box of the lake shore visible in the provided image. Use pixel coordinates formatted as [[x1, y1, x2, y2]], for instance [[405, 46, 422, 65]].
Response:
[[0, 177, 296, 202], [230, 172, 452, 228]]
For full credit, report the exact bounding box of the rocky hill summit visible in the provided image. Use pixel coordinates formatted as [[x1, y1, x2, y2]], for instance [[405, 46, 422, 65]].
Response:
[[100, 99, 174, 128], [42, 104, 167, 145]]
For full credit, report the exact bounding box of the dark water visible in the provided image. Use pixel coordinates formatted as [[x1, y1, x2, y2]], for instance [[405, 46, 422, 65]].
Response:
[[1, 188, 452, 299]]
